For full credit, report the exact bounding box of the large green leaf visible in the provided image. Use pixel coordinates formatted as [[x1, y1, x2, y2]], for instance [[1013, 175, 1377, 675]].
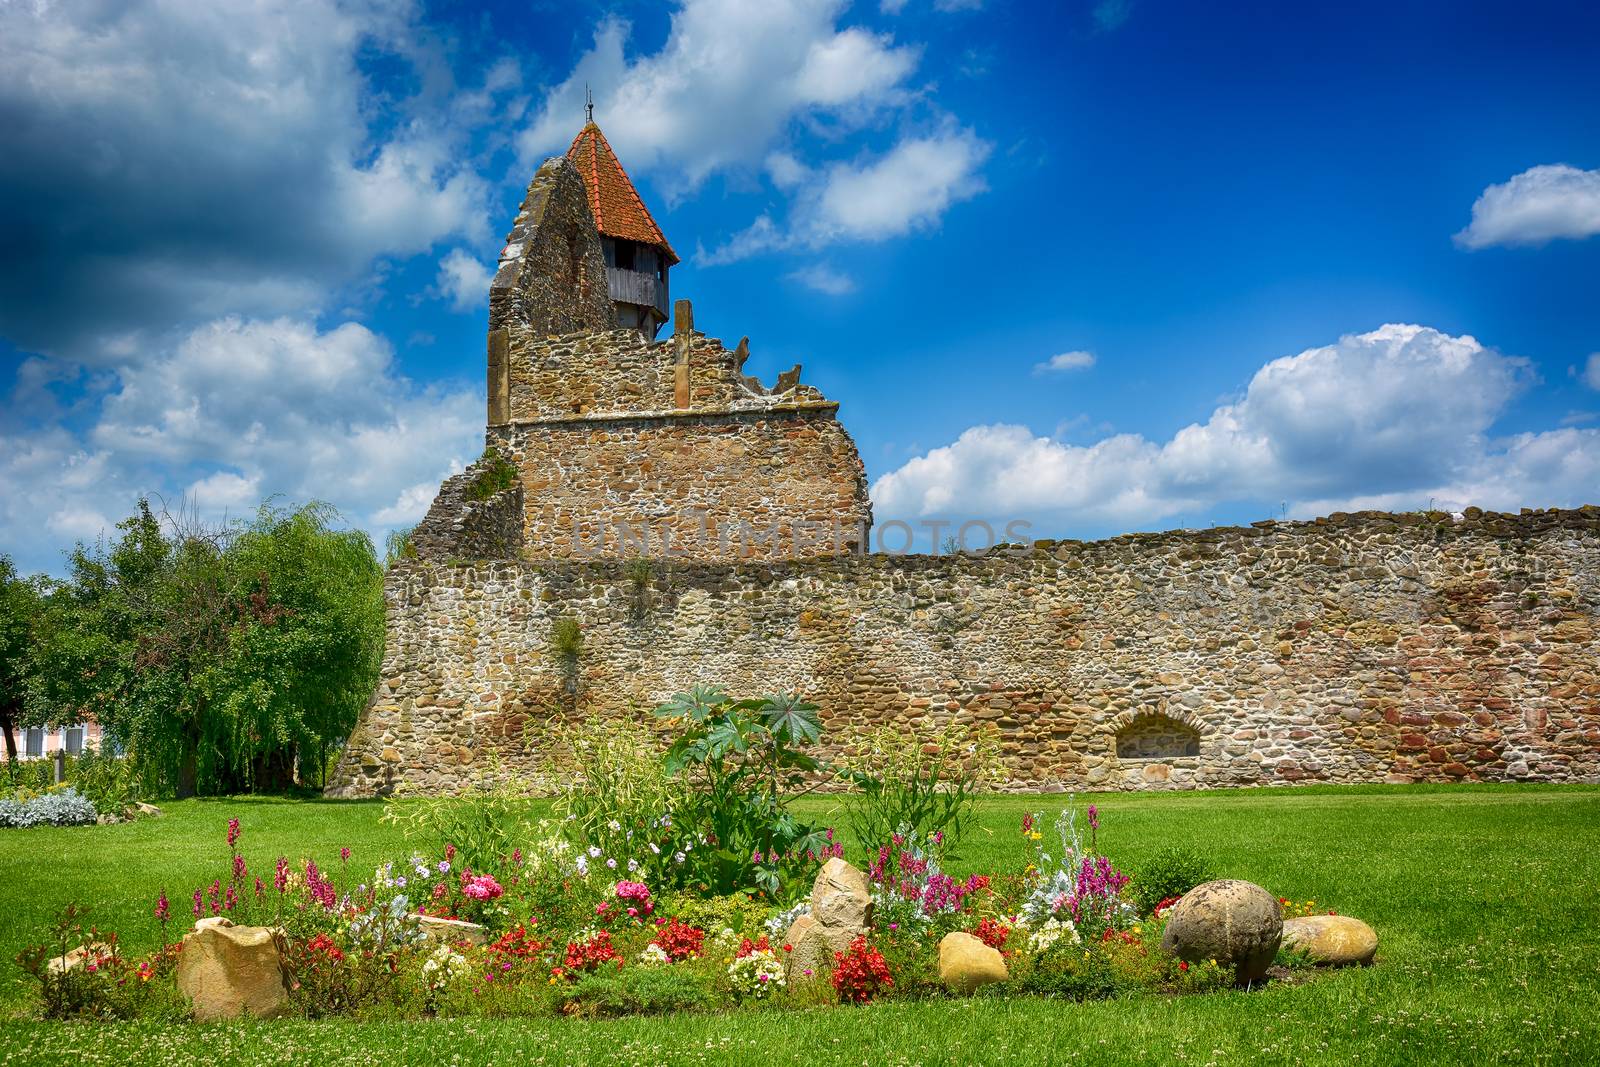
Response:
[[758, 693, 821, 746], [654, 684, 729, 723]]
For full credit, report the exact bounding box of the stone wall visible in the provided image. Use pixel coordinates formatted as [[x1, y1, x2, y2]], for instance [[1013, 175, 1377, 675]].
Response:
[[326, 507, 1600, 797], [484, 307, 872, 561], [488, 157, 613, 340], [410, 456, 524, 562]]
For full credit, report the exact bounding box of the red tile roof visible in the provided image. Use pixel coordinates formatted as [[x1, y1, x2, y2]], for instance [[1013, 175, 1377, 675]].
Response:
[[566, 123, 678, 265]]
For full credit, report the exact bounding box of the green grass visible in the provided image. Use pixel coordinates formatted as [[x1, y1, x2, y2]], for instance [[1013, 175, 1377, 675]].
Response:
[[2, 784, 1599, 1065]]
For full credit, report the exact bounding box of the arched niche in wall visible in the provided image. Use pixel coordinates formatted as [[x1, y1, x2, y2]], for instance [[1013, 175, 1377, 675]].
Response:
[[1112, 711, 1202, 760]]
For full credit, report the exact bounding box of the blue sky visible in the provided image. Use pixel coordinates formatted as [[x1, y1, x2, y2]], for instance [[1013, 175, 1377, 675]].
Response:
[[2, 0, 1598, 572]]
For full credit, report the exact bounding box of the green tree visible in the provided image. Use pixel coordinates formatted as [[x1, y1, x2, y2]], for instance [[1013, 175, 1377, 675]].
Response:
[[0, 555, 48, 762], [31, 499, 384, 796]]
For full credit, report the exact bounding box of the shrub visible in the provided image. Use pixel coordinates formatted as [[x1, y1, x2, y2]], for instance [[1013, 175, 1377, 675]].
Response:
[[381, 764, 540, 872], [840, 720, 1003, 854], [560, 966, 715, 1018], [1131, 846, 1214, 914], [0, 787, 98, 828], [69, 749, 140, 812]]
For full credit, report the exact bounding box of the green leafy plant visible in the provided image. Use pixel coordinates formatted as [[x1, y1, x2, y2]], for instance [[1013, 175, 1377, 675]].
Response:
[[549, 617, 583, 669], [546, 715, 685, 884], [1131, 845, 1214, 914], [465, 448, 518, 502], [559, 966, 716, 1018], [382, 764, 542, 872], [384, 527, 418, 566], [839, 719, 1003, 853], [653, 686, 833, 897]]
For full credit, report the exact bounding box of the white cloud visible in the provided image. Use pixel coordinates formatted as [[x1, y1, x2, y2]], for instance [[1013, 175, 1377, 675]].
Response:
[[787, 264, 857, 295], [699, 124, 990, 263], [1455, 164, 1600, 249], [437, 250, 494, 314], [0, 0, 508, 360], [1, 317, 482, 573], [872, 324, 1599, 529], [518, 1, 920, 197], [1584, 353, 1600, 390], [1035, 351, 1097, 373]]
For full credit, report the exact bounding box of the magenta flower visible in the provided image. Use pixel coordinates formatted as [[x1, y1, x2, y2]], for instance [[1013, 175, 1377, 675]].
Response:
[[226, 818, 240, 849], [192, 889, 203, 918], [1087, 805, 1099, 831], [155, 890, 170, 924], [232, 854, 247, 881], [340, 847, 351, 863], [461, 874, 504, 902], [274, 856, 288, 893]]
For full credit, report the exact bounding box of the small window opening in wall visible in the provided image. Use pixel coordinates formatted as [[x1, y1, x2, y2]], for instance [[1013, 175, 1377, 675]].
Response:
[[1116, 714, 1200, 759], [613, 240, 636, 270]]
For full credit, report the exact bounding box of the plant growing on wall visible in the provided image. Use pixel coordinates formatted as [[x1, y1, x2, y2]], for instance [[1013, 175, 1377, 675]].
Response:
[[465, 448, 518, 502], [653, 686, 834, 898], [624, 558, 654, 620]]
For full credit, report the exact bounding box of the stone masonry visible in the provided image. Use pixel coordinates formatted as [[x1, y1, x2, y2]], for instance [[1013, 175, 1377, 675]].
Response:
[[327, 507, 1600, 796], [326, 143, 1600, 798]]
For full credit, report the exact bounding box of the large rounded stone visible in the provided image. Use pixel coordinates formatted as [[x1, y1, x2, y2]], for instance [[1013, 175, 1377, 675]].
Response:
[[176, 917, 291, 1021], [1160, 879, 1282, 982], [937, 932, 1008, 993], [1281, 914, 1377, 966], [414, 914, 488, 947]]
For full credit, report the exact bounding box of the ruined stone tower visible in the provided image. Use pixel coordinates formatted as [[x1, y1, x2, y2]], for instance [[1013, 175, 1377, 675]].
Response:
[[413, 131, 873, 564]]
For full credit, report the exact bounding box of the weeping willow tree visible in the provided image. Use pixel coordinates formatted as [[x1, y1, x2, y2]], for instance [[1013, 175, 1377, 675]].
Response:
[[32, 499, 384, 796]]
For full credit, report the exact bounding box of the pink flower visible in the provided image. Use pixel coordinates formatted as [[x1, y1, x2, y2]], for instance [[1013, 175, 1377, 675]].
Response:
[[462, 874, 504, 901], [154, 890, 169, 923], [226, 818, 241, 849]]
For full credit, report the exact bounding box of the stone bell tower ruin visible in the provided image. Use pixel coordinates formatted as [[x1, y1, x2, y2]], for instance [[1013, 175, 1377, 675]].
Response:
[[412, 123, 873, 564]]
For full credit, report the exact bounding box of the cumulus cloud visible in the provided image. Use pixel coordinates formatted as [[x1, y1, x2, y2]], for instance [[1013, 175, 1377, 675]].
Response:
[[1455, 164, 1600, 249], [0, 0, 508, 361], [699, 124, 990, 263], [1035, 351, 1097, 373], [1, 317, 482, 573], [1584, 353, 1600, 390], [437, 250, 494, 314], [518, 0, 920, 197], [873, 324, 1599, 531]]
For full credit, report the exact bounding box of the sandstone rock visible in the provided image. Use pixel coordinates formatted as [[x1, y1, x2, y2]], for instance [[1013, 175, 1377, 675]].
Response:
[[782, 914, 834, 981], [1160, 879, 1282, 982], [136, 802, 163, 818], [414, 914, 488, 947], [937, 932, 1008, 993], [810, 857, 872, 932], [47, 942, 113, 977], [1281, 914, 1377, 966], [176, 916, 290, 1021]]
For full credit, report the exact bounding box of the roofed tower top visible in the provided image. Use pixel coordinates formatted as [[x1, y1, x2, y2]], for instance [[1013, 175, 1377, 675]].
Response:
[[566, 122, 678, 266]]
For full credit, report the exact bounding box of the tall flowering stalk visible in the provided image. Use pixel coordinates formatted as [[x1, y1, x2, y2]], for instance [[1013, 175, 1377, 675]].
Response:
[[155, 889, 170, 952]]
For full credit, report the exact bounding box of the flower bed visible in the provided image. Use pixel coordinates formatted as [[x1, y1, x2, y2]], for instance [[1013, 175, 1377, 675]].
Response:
[[14, 689, 1366, 1022]]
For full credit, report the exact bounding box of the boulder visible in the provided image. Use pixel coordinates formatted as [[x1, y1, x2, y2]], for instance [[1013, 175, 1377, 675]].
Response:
[[1281, 915, 1377, 966], [937, 932, 1008, 993], [176, 916, 290, 1021], [1160, 879, 1282, 983], [784, 859, 876, 982], [810, 857, 873, 932], [136, 802, 163, 818], [414, 914, 487, 947], [46, 942, 114, 977]]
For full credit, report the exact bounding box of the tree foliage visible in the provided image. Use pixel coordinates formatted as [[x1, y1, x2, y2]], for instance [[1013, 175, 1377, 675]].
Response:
[[28, 499, 384, 796], [0, 555, 49, 761]]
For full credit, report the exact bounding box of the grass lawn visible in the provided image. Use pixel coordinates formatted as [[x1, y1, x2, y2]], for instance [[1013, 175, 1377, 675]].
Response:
[[2, 783, 1598, 1065]]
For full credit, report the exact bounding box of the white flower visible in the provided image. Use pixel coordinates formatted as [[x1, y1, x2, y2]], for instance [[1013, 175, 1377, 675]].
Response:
[[607, 819, 621, 832], [1029, 917, 1081, 952], [728, 949, 786, 998], [605, 858, 617, 869], [626, 859, 638, 872], [648, 842, 660, 855], [575, 855, 589, 876], [588, 846, 602, 858], [637, 943, 671, 966], [673, 851, 686, 864]]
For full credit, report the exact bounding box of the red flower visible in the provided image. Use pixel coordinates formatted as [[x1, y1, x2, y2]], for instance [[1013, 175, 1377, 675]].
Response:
[[971, 918, 1011, 950], [649, 918, 706, 962], [830, 937, 893, 1004]]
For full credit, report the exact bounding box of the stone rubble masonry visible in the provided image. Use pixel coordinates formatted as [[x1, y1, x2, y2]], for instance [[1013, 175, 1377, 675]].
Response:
[[325, 506, 1600, 797], [409, 454, 524, 563]]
